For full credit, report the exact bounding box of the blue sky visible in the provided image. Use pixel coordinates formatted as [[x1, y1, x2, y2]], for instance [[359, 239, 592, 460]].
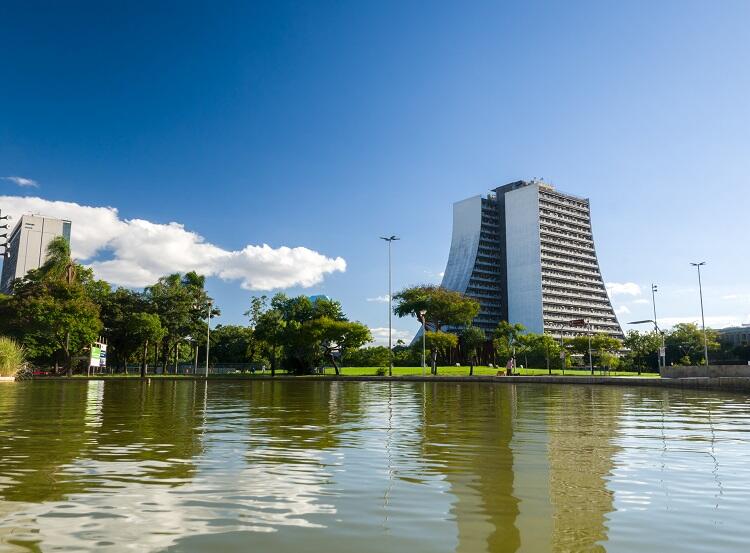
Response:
[[1, 1, 748, 343]]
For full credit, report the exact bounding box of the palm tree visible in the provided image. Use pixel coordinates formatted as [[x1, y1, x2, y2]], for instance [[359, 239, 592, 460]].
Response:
[[40, 237, 77, 375], [40, 236, 77, 285]]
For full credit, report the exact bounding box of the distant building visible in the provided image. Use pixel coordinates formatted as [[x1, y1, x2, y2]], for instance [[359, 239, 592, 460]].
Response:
[[309, 294, 331, 304], [717, 325, 750, 348], [440, 180, 622, 339], [0, 214, 72, 293]]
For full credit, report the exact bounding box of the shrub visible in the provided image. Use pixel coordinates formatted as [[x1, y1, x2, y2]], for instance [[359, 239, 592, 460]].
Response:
[[0, 336, 25, 377], [375, 367, 387, 376]]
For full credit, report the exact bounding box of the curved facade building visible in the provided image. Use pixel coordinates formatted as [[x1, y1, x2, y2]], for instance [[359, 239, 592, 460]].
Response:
[[440, 180, 623, 339]]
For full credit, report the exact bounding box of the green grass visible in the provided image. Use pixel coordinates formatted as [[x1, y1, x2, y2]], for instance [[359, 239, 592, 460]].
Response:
[[0, 336, 25, 377], [329, 366, 660, 378], [69, 366, 659, 378]]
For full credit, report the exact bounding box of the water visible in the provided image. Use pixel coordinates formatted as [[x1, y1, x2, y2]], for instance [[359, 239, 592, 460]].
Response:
[[0, 380, 748, 552]]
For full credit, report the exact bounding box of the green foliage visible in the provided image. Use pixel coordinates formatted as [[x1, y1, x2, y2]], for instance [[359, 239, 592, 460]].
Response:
[[393, 285, 479, 331], [344, 346, 391, 367], [665, 323, 720, 365], [623, 330, 662, 371], [0, 336, 25, 377], [493, 321, 525, 360], [209, 325, 254, 363]]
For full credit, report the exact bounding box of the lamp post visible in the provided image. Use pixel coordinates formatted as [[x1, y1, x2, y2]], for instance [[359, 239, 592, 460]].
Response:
[[629, 319, 665, 373], [690, 262, 709, 367], [419, 309, 427, 377], [205, 301, 212, 378], [651, 284, 661, 369], [380, 235, 399, 377]]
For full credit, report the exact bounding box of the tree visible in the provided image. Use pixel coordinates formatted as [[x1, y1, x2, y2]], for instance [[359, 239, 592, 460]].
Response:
[[422, 331, 458, 375], [493, 321, 525, 369], [344, 346, 391, 367], [393, 285, 480, 332], [126, 312, 166, 378], [665, 323, 720, 366], [307, 317, 372, 375], [461, 326, 486, 376], [254, 309, 286, 377], [210, 325, 254, 364], [623, 330, 662, 374], [9, 277, 102, 374]]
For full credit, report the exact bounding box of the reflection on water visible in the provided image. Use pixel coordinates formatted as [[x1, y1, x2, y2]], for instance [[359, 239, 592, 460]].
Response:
[[0, 381, 749, 552]]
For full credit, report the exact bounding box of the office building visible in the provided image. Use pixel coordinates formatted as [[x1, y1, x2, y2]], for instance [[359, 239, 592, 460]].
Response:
[[441, 180, 623, 339], [0, 214, 71, 293]]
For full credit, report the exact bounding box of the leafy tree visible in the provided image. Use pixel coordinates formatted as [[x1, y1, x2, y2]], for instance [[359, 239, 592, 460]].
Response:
[[393, 285, 480, 332], [525, 333, 561, 374], [307, 317, 372, 374], [210, 325, 254, 363], [493, 321, 525, 364], [344, 346, 391, 367], [421, 331, 458, 375], [665, 323, 720, 366], [623, 330, 662, 374], [99, 288, 148, 369], [254, 308, 286, 376], [126, 312, 166, 378], [461, 326, 486, 376]]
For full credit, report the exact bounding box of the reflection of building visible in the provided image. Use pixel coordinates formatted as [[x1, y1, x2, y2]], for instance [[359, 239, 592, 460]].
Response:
[[717, 325, 750, 348], [440, 180, 622, 339], [0, 214, 72, 293]]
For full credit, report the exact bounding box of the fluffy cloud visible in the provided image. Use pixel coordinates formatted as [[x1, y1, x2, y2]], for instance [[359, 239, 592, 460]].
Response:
[[606, 282, 642, 297], [0, 195, 346, 290], [2, 176, 39, 187], [369, 327, 414, 346], [366, 295, 390, 303], [656, 315, 750, 330], [615, 305, 631, 315]]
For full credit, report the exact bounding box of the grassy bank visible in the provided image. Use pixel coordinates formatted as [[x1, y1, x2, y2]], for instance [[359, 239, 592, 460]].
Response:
[[68, 366, 659, 378]]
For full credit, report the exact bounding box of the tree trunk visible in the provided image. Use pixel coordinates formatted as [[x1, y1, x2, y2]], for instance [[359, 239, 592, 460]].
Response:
[[271, 351, 276, 377], [546, 354, 551, 375], [470, 355, 474, 376], [141, 340, 148, 378], [432, 351, 438, 375], [65, 332, 72, 377], [330, 352, 340, 375]]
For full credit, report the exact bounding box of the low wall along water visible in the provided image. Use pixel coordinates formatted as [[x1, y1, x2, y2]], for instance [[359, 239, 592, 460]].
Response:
[[660, 365, 750, 379]]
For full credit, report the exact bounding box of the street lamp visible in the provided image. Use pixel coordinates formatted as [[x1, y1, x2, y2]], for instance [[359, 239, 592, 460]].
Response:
[[380, 235, 399, 377], [419, 309, 427, 376], [690, 262, 709, 367], [205, 301, 212, 378], [629, 319, 665, 373]]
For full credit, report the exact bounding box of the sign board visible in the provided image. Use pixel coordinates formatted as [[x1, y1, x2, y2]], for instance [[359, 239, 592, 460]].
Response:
[[560, 352, 566, 360], [90, 342, 107, 368], [659, 347, 666, 358], [569, 319, 586, 327]]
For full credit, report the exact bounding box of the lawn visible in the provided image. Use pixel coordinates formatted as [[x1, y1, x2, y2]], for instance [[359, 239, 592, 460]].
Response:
[[330, 366, 660, 378]]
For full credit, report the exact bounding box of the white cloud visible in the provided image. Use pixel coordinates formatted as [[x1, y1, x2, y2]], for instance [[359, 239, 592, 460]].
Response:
[[632, 298, 650, 305], [366, 295, 390, 303], [0, 195, 346, 290], [606, 282, 642, 297], [643, 315, 750, 330], [722, 294, 750, 303], [615, 305, 631, 315], [2, 176, 39, 188], [369, 327, 414, 346]]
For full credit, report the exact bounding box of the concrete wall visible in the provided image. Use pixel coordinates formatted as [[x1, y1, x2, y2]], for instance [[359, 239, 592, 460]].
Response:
[[660, 365, 750, 378], [505, 183, 544, 333]]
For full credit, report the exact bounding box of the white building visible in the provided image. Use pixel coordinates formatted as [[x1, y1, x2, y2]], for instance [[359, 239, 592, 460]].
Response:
[[441, 180, 623, 339], [0, 214, 72, 293]]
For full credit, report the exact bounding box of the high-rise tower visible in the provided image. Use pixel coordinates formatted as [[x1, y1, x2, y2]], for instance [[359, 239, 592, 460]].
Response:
[[0, 214, 72, 293], [440, 180, 622, 339]]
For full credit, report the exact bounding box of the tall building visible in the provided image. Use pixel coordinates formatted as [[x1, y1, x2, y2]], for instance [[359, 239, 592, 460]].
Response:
[[0, 214, 72, 293], [441, 179, 622, 339]]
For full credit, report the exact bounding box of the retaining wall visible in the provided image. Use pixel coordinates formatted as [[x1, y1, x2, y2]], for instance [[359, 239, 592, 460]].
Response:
[[660, 365, 750, 379]]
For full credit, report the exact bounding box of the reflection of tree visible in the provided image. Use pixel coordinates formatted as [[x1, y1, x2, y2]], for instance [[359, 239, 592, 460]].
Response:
[[90, 380, 205, 482], [545, 386, 621, 553], [0, 382, 89, 502], [421, 383, 520, 553]]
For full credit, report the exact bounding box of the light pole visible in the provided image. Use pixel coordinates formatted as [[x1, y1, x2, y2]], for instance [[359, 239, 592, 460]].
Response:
[[651, 284, 662, 369], [690, 262, 709, 367], [380, 235, 399, 377], [629, 319, 664, 373], [588, 323, 593, 375], [205, 301, 212, 378], [419, 309, 427, 376]]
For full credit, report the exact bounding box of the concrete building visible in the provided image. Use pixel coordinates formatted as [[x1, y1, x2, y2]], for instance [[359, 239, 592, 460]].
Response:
[[441, 179, 623, 339], [717, 325, 750, 348], [0, 214, 72, 293]]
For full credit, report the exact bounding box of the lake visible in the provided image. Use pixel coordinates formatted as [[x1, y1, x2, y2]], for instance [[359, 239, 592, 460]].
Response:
[[0, 380, 748, 552]]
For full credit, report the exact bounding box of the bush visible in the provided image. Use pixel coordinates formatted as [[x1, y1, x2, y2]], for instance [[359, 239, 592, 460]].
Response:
[[0, 336, 25, 377], [375, 367, 387, 376]]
